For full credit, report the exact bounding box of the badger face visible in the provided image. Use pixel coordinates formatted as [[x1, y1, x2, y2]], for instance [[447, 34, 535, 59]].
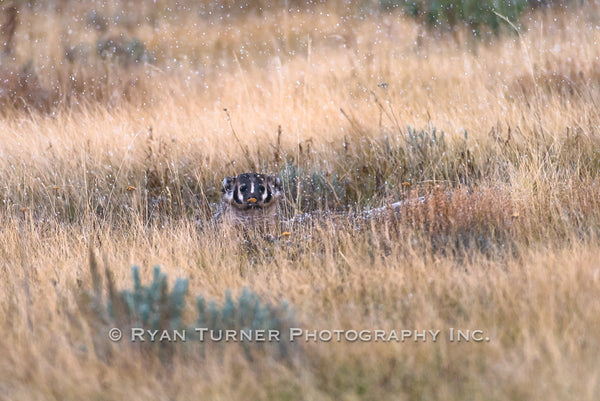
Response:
[[222, 173, 282, 211]]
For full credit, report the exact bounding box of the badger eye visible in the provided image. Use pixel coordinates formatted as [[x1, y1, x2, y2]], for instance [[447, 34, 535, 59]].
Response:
[[240, 185, 248, 193], [258, 185, 265, 194]]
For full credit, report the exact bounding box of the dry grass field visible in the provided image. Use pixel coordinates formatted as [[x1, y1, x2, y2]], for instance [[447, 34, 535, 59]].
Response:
[[1, 1, 599, 400]]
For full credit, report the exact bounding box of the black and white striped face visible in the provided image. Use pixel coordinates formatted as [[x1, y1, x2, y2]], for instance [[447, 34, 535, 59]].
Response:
[[222, 173, 282, 210]]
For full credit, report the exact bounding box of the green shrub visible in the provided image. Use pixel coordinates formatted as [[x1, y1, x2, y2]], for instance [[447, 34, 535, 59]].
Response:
[[380, 0, 569, 35], [277, 126, 477, 213], [96, 36, 154, 66], [109, 265, 189, 330], [197, 288, 296, 360], [80, 253, 297, 363]]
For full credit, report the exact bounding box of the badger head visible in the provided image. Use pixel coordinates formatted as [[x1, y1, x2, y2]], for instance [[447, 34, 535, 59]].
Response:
[[222, 173, 282, 210]]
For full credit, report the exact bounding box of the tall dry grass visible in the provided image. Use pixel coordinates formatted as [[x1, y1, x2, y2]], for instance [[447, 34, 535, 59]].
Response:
[[0, 1, 599, 400]]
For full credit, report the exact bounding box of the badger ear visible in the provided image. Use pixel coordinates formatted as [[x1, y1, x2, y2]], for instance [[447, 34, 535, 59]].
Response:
[[222, 176, 236, 193], [268, 175, 282, 192]]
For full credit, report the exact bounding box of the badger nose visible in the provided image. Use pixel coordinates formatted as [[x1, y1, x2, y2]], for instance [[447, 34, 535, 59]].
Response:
[[247, 197, 257, 203]]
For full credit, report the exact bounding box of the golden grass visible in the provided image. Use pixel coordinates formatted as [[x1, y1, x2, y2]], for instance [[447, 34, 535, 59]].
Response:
[[1, 2, 600, 400]]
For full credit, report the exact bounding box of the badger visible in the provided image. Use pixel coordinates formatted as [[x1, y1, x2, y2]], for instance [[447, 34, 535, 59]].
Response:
[[216, 172, 283, 232]]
